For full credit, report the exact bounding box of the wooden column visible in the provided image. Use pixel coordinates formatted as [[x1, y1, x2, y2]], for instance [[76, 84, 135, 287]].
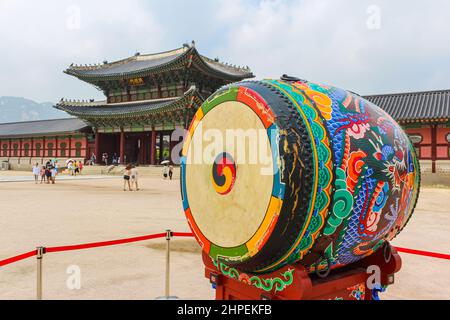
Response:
[[141, 134, 147, 164], [94, 132, 100, 164], [431, 124, 437, 173], [55, 137, 59, 158], [42, 137, 46, 160], [120, 128, 125, 165], [19, 138, 22, 161], [159, 132, 164, 163], [151, 128, 157, 165], [68, 137, 72, 158]]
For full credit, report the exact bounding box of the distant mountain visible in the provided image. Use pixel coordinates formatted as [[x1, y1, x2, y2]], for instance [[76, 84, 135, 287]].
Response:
[[0, 96, 71, 123]]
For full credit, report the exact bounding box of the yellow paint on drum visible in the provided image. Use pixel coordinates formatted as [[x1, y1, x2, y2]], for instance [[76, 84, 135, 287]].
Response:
[[185, 101, 274, 248], [246, 196, 282, 256]]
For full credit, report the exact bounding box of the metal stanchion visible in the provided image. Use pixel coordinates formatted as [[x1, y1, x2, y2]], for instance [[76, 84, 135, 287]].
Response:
[[156, 230, 178, 300], [165, 230, 172, 297], [36, 247, 45, 300]]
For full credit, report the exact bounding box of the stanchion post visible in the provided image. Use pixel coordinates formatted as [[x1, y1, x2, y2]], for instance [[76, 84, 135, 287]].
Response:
[[165, 229, 172, 297], [36, 246, 45, 300]]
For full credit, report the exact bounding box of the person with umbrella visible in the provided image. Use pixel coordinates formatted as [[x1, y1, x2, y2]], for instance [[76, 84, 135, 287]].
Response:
[[161, 160, 170, 179]]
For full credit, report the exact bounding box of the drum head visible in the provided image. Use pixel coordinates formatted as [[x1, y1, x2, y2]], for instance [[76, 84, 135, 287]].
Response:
[[181, 86, 283, 264]]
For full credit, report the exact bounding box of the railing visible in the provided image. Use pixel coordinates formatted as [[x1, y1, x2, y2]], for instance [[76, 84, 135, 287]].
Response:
[[1, 231, 448, 300]]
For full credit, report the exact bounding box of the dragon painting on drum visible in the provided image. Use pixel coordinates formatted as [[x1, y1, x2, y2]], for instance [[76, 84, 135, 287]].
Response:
[[181, 77, 420, 275]]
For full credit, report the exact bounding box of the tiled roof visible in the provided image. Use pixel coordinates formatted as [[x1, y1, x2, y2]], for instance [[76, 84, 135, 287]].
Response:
[[55, 87, 203, 119], [363, 89, 450, 122], [0, 118, 90, 138], [65, 45, 254, 81]]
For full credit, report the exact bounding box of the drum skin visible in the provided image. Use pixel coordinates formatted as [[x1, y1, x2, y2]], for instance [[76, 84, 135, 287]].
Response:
[[181, 78, 420, 274]]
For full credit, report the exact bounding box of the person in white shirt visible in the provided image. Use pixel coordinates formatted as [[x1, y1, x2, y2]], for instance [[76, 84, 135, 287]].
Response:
[[130, 165, 139, 191], [32, 163, 40, 184], [51, 167, 57, 184], [162, 165, 169, 179]]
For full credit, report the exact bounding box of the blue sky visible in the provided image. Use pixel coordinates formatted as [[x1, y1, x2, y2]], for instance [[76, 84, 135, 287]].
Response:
[[1, 0, 449, 102]]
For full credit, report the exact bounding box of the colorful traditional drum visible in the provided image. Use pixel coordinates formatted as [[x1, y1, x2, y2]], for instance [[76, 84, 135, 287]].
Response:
[[181, 77, 420, 274]]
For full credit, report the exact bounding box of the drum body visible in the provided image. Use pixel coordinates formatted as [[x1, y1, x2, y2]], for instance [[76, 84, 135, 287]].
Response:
[[181, 79, 420, 274]]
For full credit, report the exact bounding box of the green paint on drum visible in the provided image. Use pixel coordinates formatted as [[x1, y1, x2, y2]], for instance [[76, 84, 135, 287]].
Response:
[[209, 244, 249, 261], [201, 87, 239, 115]]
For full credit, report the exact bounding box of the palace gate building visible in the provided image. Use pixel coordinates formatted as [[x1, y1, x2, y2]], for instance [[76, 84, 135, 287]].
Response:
[[56, 42, 253, 165]]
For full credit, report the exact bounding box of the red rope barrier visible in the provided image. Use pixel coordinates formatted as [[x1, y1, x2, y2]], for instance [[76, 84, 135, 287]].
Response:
[[172, 232, 195, 237], [0, 250, 37, 267], [0, 232, 172, 267], [394, 246, 450, 260], [45, 233, 167, 253], [1, 232, 448, 268]]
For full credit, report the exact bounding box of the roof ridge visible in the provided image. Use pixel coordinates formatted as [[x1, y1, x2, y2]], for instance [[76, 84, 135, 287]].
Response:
[[58, 93, 193, 108], [200, 53, 251, 72], [0, 117, 78, 126], [66, 46, 188, 71], [363, 88, 450, 98]]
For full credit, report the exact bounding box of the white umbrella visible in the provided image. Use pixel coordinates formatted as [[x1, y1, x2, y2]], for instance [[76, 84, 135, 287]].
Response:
[[66, 159, 75, 164], [160, 160, 170, 165]]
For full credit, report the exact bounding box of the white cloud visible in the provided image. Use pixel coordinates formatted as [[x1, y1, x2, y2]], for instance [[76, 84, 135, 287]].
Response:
[[216, 0, 450, 94]]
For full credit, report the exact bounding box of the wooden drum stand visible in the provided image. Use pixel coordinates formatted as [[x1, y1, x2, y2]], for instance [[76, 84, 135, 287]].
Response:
[[203, 243, 401, 300]]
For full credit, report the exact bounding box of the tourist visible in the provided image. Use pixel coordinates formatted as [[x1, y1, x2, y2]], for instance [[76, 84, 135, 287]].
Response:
[[123, 164, 132, 191], [74, 161, 80, 176], [68, 161, 74, 176], [54, 161, 59, 176], [112, 153, 118, 165], [102, 153, 109, 166], [130, 165, 139, 191], [169, 164, 174, 180], [45, 160, 52, 184], [40, 165, 46, 184], [32, 163, 40, 184], [50, 166, 56, 184], [90, 153, 96, 165], [79, 161, 83, 174], [162, 165, 169, 179]]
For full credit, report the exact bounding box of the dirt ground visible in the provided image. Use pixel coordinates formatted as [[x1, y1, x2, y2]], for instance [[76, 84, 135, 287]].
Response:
[[0, 172, 449, 300]]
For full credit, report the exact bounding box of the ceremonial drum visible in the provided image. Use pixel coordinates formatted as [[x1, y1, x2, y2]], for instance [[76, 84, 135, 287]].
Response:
[[180, 77, 420, 274]]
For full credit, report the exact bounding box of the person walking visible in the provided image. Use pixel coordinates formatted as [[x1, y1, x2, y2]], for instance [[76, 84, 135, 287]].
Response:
[[102, 153, 109, 166], [40, 165, 46, 184], [79, 161, 83, 174], [130, 165, 139, 191], [74, 161, 80, 176], [123, 164, 132, 191], [169, 164, 174, 180], [45, 160, 52, 184], [32, 163, 40, 184], [68, 161, 74, 176], [54, 161, 59, 176], [50, 166, 57, 184], [162, 164, 169, 180]]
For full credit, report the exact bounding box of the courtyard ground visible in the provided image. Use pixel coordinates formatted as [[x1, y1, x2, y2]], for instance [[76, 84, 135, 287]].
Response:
[[0, 171, 449, 300]]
